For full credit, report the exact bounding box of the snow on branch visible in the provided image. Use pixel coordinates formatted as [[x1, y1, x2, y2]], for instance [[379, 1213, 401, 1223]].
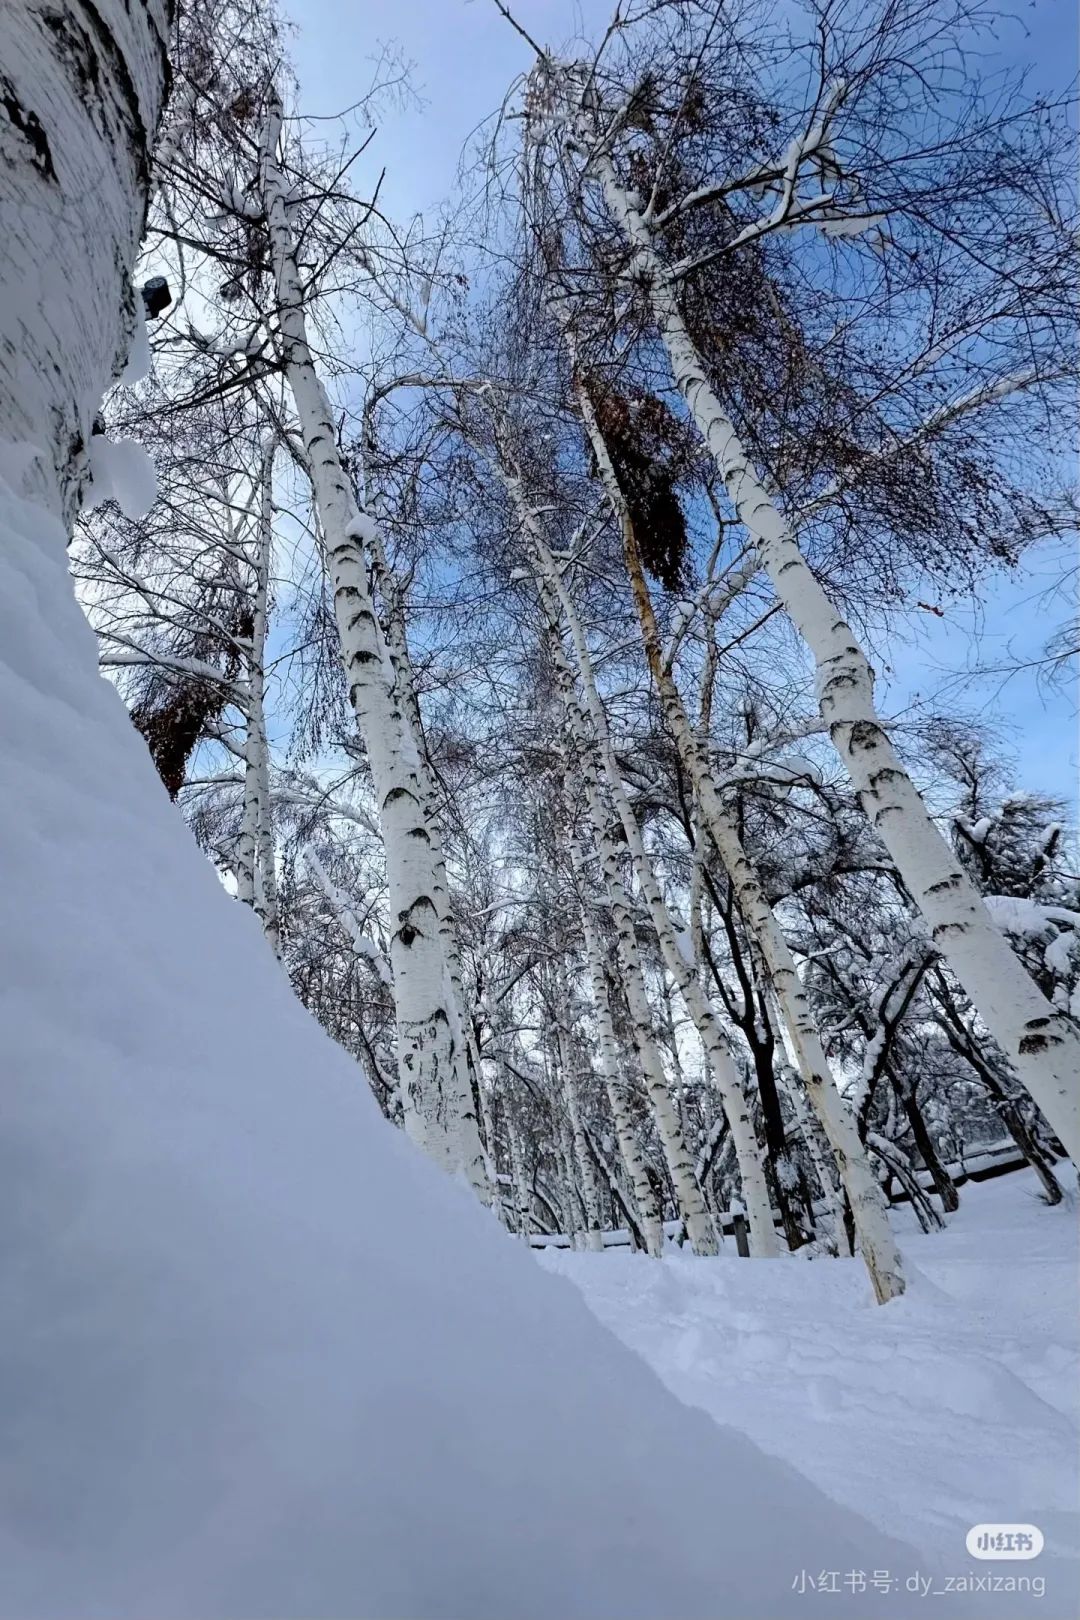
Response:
[[305, 849, 393, 987], [663, 82, 889, 283]]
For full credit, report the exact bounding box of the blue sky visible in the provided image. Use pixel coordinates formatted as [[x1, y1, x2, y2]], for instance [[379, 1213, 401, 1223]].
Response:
[[284, 0, 1077, 807]]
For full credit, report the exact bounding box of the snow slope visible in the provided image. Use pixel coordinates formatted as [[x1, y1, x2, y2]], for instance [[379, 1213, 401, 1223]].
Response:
[[0, 473, 925, 1618], [543, 1168, 1080, 1617]]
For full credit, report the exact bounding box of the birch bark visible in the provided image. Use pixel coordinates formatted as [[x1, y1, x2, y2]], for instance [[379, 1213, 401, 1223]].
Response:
[[555, 999, 605, 1252], [467, 422, 722, 1250], [507, 1101, 533, 1240], [361, 515, 491, 1203], [572, 857, 666, 1256], [503, 465, 774, 1256], [501, 479, 753, 1252], [235, 442, 280, 954], [581, 141, 1080, 1169], [258, 95, 475, 1183], [564, 329, 903, 1300]]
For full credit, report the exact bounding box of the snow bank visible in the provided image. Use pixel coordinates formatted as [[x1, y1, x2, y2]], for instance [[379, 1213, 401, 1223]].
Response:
[[84, 434, 158, 520], [0, 474, 913, 1617], [543, 1169, 1080, 1618]]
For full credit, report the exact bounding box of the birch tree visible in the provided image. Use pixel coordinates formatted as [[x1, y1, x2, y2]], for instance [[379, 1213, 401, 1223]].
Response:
[[126, 0, 491, 1194], [513, 4, 1080, 1165]]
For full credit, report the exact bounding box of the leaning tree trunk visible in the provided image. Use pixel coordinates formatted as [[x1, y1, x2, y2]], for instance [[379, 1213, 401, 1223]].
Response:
[[567, 351, 903, 1302], [931, 971, 1064, 1206], [540, 587, 771, 1254], [895, 1076, 959, 1214], [235, 440, 280, 954], [503, 466, 779, 1258], [0, 0, 171, 523], [487, 452, 722, 1254], [529, 598, 725, 1251], [570, 833, 665, 1256], [487, 424, 775, 1251], [868, 1133, 944, 1234], [560, 693, 719, 1253], [585, 149, 1080, 1169], [258, 94, 481, 1187]]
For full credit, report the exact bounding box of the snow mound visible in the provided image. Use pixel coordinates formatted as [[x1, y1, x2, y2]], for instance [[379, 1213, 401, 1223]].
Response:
[[0, 474, 915, 1617]]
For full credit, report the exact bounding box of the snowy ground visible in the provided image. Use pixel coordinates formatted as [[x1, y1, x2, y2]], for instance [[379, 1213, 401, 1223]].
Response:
[[541, 1168, 1079, 1612]]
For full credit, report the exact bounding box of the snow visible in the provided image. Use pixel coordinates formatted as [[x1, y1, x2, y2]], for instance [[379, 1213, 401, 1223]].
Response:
[[306, 848, 393, 987], [819, 211, 888, 238], [542, 1168, 1080, 1612], [84, 434, 158, 520], [1046, 929, 1078, 978], [0, 471, 918, 1617], [985, 894, 1080, 937], [120, 306, 152, 385], [217, 179, 264, 220], [345, 511, 379, 544], [0, 438, 44, 494]]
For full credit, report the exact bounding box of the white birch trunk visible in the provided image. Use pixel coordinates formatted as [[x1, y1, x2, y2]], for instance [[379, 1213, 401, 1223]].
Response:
[[362, 523, 492, 1205], [521, 585, 721, 1250], [573, 870, 665, 1256], [555, 1103, 583, 1249], [781, 1055, 845, 1257], [258, 96, 472, 1182], [566, 325, 903, 1299], [235, 443, 280, 954], [556, 1006, 604, 1252], [482, 439, 720, 1250], [0, 0, 170, 522], [587, 147, 1080, 1170], [504, 464, 775, 1256]]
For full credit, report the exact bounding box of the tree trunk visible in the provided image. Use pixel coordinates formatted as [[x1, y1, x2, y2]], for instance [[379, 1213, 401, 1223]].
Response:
[[507, 1106, 534, 1238], [566, 349, 902, 1302], [362, 519, 491, 1203], [555, 1105, 584, 1248], [897, 1081, 959, 1214], [499, 458, 780, 1257], [576, 777, 720, 1255], [869, 1133, 943, 1233], [259, 96, 479, 1186], [555, 987, 604, 1252], [931, 973, 1064, 1206], [236, 441, 280, 954], [490, 457, 722, 1255], [0, 0, 171, 521], [573, 855, 665, 1256], [586, 150, 1080, 1168]]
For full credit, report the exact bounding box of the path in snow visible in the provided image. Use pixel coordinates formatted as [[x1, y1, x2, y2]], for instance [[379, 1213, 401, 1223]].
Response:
[[541, 1169, 1078, 1600]]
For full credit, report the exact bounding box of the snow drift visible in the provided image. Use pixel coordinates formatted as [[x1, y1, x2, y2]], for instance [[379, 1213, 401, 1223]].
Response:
[[0, 474, 926, 1617]]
